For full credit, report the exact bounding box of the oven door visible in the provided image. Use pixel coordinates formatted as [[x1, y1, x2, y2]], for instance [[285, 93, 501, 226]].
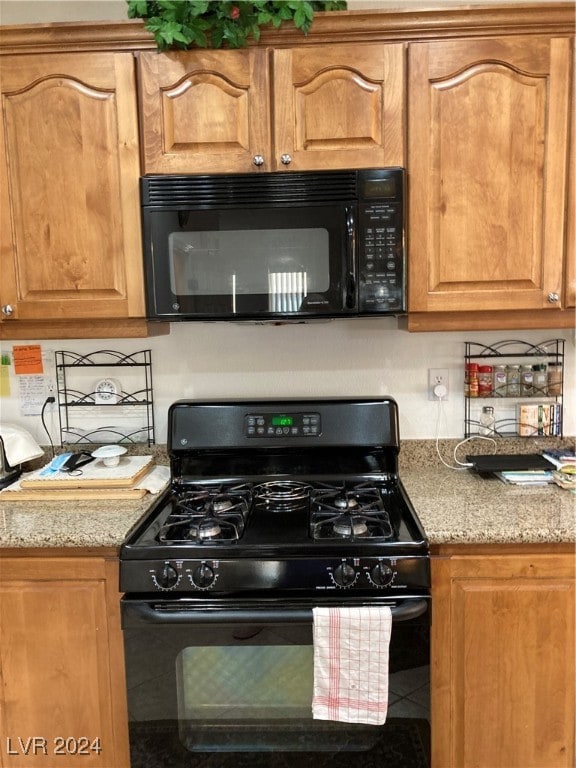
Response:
[[121, 597, 430, 767], [143, 202, 357, 320]]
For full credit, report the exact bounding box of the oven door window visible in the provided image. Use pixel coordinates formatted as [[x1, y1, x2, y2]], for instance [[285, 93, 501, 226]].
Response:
[[145, 205, 353, 318], [177, 644, 316, 750]]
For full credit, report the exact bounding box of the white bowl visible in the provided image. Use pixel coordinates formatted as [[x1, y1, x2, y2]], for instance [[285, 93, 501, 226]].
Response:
[[91, 445, 128, 467]]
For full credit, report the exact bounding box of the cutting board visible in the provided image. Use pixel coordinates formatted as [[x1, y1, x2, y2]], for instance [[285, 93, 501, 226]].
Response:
[[0, 486, 147, 501], [20, 455, 154, 490]]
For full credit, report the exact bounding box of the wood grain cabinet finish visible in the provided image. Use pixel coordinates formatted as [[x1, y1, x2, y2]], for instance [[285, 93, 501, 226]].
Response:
[[138, 47, 270, 174], [431, 552, 575, 768], [0, 53, 145, 326], [408, 37, 572, 325], [0, 557, 130, 768], [138, 43, 404, 174]]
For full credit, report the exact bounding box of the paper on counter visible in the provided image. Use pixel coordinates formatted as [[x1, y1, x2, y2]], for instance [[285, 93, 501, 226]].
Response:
[[134, 465, 170, 494]]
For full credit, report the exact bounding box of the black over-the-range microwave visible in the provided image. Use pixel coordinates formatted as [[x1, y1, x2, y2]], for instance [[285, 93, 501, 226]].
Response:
[[141, 167, 406, 322]]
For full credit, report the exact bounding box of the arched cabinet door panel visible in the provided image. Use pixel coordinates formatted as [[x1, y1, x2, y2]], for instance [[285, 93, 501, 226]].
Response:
[[0, 53, 145, 321], [273, 43, 404, 170], [137, 43, 405, 175], [138, 48, 271, 174], [408, 37, 570, 314]]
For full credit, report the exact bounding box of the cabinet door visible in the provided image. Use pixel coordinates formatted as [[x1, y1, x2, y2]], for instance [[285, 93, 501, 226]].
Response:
[[409, 37, 570, 314], [432, 553, 575, 768], [0, 53, 145, 323], [138, 48, 270, 174], [273, 43, 404, 171], [0, 557, 129, 768]]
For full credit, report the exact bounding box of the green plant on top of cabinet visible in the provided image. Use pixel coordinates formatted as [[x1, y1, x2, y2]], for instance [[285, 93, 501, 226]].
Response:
[[137, 41, 404, 174]]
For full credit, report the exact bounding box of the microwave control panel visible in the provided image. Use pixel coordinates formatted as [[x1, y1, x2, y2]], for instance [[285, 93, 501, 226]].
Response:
[[358, 200, 405, 313]]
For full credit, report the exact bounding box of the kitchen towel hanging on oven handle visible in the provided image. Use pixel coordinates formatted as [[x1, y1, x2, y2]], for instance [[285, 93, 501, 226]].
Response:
[[312, 605, 392, 725]]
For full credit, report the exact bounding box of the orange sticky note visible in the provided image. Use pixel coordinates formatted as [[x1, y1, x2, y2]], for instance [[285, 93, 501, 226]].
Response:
[[13, 344, 44, 375]]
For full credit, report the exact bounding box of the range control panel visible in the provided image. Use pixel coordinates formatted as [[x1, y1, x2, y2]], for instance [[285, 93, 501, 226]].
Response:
[[120, 556, 430, 594], [245, 412, 321, 438]]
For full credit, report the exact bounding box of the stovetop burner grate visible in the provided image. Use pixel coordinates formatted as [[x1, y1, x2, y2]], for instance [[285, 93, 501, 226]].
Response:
[[158, 483, 252, 544], [310, 481, 393, 541]]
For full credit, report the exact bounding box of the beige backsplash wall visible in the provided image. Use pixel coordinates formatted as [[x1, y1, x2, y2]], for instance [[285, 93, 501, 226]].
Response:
[[0, 324, 574, 446]]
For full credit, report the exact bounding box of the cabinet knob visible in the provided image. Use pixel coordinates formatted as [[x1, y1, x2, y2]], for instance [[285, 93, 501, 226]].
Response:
[[1, 304, 14, 317], [547, 292, 560, 303], [280, 153, 292, 165], [252, 155, 265, 167]]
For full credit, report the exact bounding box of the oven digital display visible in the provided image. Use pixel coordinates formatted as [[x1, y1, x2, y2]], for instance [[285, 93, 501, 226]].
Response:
[[246, 412, 321, 437], [271, 416, 293, 427]]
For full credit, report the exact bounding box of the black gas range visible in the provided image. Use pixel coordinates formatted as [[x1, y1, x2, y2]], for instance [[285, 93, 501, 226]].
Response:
[[120, 398, 429, 602]]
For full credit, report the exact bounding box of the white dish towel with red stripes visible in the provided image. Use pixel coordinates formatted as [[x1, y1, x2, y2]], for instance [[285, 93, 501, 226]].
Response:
[[312, 605, 392, 725]]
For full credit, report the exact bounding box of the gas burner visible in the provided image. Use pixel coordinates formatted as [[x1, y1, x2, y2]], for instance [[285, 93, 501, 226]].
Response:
[[310, 482, 394, 541], [333, 517, 369, 537], [158, 484, 252, 544], [253, 481, 311, 511], [334, 495, 359, 511]]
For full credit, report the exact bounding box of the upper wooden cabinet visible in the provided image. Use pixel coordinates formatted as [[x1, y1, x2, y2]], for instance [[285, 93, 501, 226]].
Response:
[[138, 47, 270, 174], [273, 44, 404, 171], [407, 36, 573, 329], [0, 52, 153, 335], [138, 43, 404, 174]]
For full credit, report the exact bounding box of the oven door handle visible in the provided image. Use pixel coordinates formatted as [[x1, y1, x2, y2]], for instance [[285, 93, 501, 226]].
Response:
[[122, 598, 429, 627]]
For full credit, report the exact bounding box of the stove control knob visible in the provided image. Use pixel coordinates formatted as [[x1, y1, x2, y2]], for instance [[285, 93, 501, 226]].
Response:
[[370, 562, 394, 587], [192, 563, 215, 589], [333, 562, 356, 587], [155, 563, 179, 590]]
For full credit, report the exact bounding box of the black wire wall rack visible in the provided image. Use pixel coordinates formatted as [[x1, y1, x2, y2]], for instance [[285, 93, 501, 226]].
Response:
[[55, 349, 155, 446], [464, 339, 565, 439]]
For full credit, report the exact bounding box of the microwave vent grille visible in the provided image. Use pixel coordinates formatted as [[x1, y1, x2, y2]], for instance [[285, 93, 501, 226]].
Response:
[[141, 172, 359, 207]]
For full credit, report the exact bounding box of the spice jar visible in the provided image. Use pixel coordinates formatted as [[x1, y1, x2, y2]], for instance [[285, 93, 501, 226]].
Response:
[[479, 405, 496, 436], [532, 364, 547, 396], [547, 362, 562, 396], [465, 363, 479, 397], [506, 364, 521, 397], [492, 364, 507, 397], [520, 364, 533, 397], [478, 365, 493, 397]]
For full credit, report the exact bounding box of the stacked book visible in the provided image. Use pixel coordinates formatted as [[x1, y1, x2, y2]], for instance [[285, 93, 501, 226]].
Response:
[[495, 470, 554, 486], [542, 448, 576, 470], [541, 448, 576, 491], [517, 403, 562, 436]]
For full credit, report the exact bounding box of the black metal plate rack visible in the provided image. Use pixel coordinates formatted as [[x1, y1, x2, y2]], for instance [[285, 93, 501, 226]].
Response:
[[55, 349, 155, 446], [464, 339, 564, 438]]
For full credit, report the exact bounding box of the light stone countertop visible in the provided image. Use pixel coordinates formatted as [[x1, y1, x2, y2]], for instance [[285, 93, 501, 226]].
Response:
[[0, 493, 164, 549], [0, 440, 574, 550], [401, 468, 575, 545]]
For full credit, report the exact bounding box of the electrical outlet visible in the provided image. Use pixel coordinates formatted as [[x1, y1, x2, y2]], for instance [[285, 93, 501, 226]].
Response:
[[428, 368, 449, 400], [45, 379, 57, 410]]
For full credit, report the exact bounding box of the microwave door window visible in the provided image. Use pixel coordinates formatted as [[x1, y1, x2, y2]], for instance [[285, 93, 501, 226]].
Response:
[[168, 227, 333, 317]]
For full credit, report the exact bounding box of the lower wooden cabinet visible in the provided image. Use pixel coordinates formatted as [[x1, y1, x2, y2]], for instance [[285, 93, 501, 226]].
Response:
[[0, 555, 129, 768], [431, 548, 575, 768]]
